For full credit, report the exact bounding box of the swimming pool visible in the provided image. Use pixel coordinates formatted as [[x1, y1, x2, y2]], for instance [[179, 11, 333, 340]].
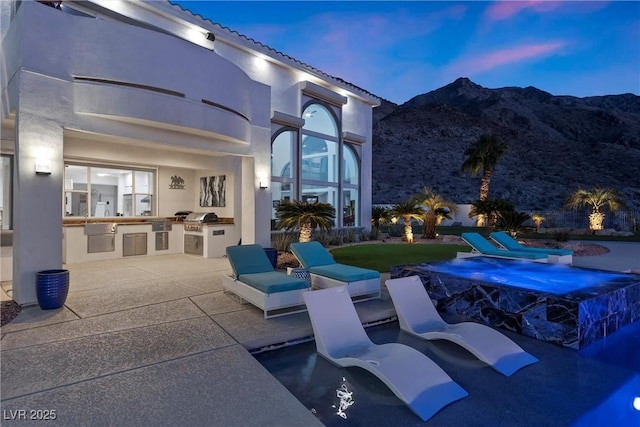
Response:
[[426, 257, 631, 295], [391, 257, 640, 349], [254, 321, 640, 426]]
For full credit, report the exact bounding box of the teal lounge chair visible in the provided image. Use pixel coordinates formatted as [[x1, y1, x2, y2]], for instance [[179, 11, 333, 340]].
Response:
[[223, 244, 310, 319], [304, 286, 468, 421], [490, 232, 573, 265], [290, 241, 381, 302], [460, 232, 549, 262]]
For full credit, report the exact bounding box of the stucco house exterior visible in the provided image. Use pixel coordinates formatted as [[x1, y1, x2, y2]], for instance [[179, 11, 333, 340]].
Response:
[[0, 0, 379, 305]]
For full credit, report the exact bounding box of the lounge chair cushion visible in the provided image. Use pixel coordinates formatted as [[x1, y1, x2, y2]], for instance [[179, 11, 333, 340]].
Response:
[[461, 233, 548, 260], [290, 241, 336, 268], [490, 232, 573, 256], [226, 244, 275, 276], [309, 264, 380, 282], [237, 272, 309, 294]]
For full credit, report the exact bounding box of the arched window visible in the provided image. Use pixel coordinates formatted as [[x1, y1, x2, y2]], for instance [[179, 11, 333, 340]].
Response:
[[342, 145, 359, 226], [270, 100, 361, 228]]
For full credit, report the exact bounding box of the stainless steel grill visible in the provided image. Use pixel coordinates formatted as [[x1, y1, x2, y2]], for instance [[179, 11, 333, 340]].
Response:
[[183, 212, 219, 232]]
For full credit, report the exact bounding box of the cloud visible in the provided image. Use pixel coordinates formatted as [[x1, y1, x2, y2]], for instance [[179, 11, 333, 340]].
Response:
[[484, 1, 565, 22], [447, 41, 568, 75]]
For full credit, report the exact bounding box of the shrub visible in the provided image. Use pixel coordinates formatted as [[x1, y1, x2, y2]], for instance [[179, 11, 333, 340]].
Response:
[[313, 230, 332, 247], [343, 229, 357, 244], [554, 229, 570, 243], [270, 232, 297, 252], [387, 224, 403, 238]]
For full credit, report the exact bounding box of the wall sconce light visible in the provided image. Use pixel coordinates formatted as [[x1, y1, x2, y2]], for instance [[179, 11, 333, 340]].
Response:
[[205, 32, 216, 42], [35, 158, 52, 175], [259, 182, 268, 190]]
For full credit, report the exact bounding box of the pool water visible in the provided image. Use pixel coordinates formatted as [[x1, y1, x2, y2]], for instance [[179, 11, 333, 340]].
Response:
[[255, 320, 640, 426], [427, 257, 631, 295]]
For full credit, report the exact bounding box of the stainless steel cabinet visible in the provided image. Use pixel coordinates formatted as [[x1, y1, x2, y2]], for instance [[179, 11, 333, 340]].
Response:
[[184, 234, 203, 256], [123, 233, 147, 256], [155, 232, 169, 251]]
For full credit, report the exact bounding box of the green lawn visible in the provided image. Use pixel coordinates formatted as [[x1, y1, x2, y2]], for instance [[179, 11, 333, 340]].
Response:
[[329, 243, 470, 273]]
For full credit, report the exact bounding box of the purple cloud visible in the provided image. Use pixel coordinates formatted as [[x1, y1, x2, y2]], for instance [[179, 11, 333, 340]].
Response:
[[448, 41, 568, 75]]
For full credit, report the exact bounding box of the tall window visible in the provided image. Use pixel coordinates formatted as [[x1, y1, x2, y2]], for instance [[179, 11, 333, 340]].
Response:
[[64, 164, 155, 218], [1, 155, 12, 230], [270, 101, 361, 227]]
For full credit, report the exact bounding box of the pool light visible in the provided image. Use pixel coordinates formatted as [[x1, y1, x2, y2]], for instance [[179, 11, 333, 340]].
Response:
[[633, 397, 640, 411]]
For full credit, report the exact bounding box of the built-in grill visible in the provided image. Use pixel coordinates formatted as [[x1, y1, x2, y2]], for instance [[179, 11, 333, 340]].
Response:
[[183, 212, 219, 232]]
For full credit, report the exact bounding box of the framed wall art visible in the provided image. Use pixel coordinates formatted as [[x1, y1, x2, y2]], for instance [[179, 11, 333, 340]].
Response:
[[199, 175, 226, 207]]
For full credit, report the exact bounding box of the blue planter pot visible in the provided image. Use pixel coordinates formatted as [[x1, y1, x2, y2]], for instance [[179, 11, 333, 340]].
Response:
[[263, 248, 278, 269], [36, 269, 69, 310]]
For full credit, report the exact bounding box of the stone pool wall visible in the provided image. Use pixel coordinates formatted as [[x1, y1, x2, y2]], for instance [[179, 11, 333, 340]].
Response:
[[390, 262, 640, 350]]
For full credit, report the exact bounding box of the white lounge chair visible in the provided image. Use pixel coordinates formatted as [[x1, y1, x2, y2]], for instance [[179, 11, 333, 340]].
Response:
[[385, 276, 538, 376], [303, 286, 468, 421]]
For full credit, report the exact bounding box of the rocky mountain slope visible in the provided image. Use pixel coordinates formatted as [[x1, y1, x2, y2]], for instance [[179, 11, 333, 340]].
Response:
[[372, 78, 640, 212]]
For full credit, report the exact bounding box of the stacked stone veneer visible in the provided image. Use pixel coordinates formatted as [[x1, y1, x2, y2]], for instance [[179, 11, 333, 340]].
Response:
[[390, 263, 640, 350]]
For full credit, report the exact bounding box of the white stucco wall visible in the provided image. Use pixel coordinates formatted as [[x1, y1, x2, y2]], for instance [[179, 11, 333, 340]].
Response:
[[1, 0, 378, 304]]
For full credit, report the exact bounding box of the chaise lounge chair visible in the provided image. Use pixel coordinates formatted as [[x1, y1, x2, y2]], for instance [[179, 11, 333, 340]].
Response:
[[490, 231, 573, 265], [290, 241, 381, 302], [385, 275, 538, 376], [223, 244, 310, 319], [303, 286, 468, 421], [460, 232, 549, 262]]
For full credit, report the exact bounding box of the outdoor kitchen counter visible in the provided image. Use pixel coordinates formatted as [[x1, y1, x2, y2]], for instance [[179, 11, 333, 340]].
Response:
[[63, 218, 236, 263]]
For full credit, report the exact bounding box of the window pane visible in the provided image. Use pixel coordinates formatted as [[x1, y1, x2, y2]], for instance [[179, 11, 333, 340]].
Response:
[[65, 165, 87, 190], [134, 171, 153, 193], [65, 191, 88, 217], [301, 184, 337, 225], [272, 131, 294, 179], [343, 145, 359, 185], [302, 104, 337, 137], [1, 156, 11, 229], [270, 182, 293, 228], [302, 137, 337, 183], [136, 194, 153, 216], [343, 189, 358, 227]]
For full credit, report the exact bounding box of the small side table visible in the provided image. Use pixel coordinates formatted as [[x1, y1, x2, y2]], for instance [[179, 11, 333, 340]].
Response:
[[287, 267, 311, 286]]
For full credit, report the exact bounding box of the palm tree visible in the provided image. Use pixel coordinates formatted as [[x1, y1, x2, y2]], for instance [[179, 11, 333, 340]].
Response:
[[389, 200, 424, 243], [461, 134, 508, 226], [371, 205, 388, 230], [416, 187, 459, 239], [495, 211, 531, 238], [565, 188, 626, 231], [532, 214, 545, 231], [275, 200, 336, 242], [469, 198, 514, 230]]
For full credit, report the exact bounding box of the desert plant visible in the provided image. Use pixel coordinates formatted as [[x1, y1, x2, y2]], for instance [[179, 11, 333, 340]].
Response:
[[328, 232, 343, 246], [312, 230, 332, 247], [469, 198, 514, 229], [565, 187, 626, 231], [371, 205, 389, 230], [387, 224, 403, 238], [554, 229, 570, 243], [389, 200, 424, 243], [343, 229, 357, 244], [416, 187, 458, 239], [367, 228, 380, 240], [275, 200, 336, 242], [461, 134, 508, 225], [495, 211, 532, 238], [532, 214, 545, 230], [270, 232, 298, 252]]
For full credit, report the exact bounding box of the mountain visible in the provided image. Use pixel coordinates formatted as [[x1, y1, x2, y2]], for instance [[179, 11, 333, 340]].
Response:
[[371, 78, 640, 212]]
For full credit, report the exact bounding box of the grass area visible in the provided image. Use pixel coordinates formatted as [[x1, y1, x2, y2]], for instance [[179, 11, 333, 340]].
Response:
[[329, 243, 470, 273]]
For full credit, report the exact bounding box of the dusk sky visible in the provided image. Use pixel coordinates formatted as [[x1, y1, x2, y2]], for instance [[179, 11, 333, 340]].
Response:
[[173, 1, 640, 104]]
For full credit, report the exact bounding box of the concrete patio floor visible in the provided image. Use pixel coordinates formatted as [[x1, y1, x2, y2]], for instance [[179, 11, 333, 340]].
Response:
[[0, 254, 394, 426], [1, 242, 638, 426]]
